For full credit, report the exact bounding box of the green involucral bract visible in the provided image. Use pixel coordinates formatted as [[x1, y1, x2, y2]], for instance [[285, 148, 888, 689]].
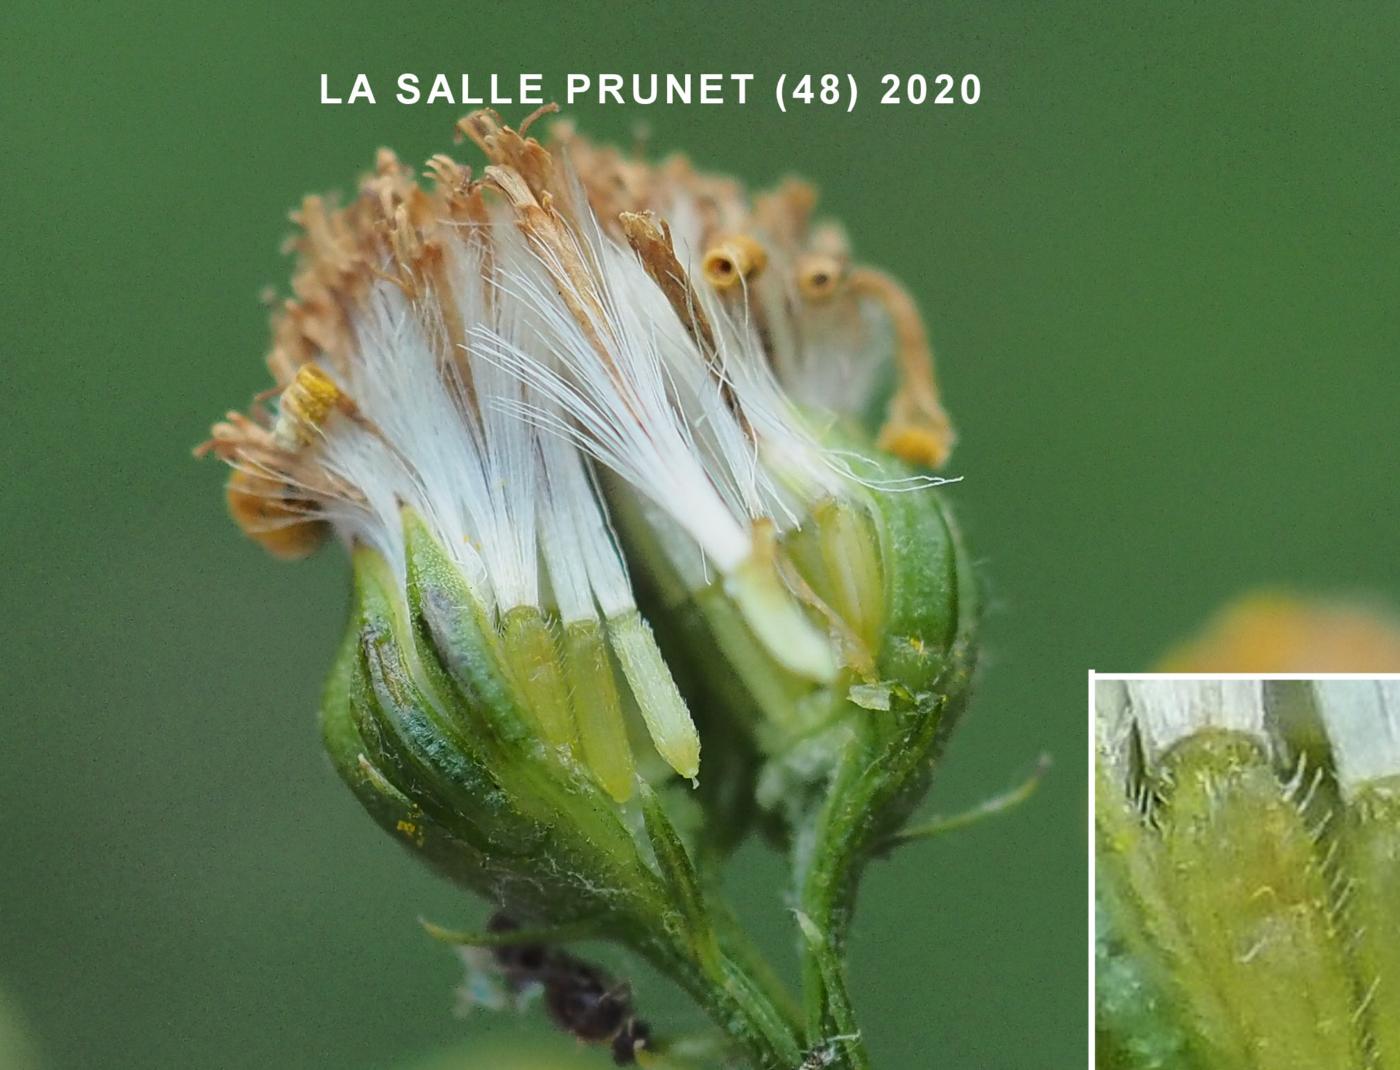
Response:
[[318, 425, 978, 1068], [1342, 781, 1400, 1068], [322, 519, 658, 928], [1097, 724, 1400, 1070]]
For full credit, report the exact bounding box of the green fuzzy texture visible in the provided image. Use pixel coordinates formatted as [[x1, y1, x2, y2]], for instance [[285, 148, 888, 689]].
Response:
[[1342, 781, 1400, 1070], [1159, 736, 1360, 1069], [1096, 755, 1235, 1068], [1097, 729, 1400, 1070]]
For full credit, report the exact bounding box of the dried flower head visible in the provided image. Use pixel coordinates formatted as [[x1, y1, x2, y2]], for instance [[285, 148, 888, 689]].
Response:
[[198, 109, 978, 1068], [198, 107, 960, 793]]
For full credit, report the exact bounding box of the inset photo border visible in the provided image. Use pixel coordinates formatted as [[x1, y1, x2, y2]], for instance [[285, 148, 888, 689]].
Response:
[[1090, 672, 1400, 1069]]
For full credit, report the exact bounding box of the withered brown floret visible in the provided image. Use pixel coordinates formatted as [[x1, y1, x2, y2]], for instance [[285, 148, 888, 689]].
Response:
[[198, 107, 957, 557]]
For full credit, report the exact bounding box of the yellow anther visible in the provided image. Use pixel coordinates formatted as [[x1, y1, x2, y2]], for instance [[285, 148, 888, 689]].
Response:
[[274, 364, 343, 450], [879, 425, 952, 470], [848, 266, 957, 469], [701, 234, 768, 290]]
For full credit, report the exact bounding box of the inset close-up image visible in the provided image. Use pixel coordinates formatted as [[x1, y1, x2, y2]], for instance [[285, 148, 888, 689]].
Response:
[[1095, 676, 1400, 1070]]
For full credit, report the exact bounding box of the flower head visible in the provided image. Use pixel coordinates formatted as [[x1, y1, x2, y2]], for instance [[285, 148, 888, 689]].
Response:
[[200, 106, 966, 796], [198, 115, 977, 1066]]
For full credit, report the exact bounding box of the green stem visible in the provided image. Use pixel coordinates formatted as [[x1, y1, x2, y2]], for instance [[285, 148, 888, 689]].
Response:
[[710, 901, 804, 1028], [791, 746, 879, 1068], [640, 933, 805, 1069], [635, 780, 805, 1067], [796, 892, 871, 1070], [796, 911, 871, 1070]]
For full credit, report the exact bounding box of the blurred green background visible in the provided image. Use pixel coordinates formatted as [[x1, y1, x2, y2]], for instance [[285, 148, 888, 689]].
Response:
[[3, 2, 1397, 1067]]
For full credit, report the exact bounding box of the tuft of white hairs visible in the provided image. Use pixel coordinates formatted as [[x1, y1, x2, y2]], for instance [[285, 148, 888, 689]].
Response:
[[473, 172, 948, 601], [308, 270, 543, 617], [537, 424, 635, 624], [471, 212, 757, 575]]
